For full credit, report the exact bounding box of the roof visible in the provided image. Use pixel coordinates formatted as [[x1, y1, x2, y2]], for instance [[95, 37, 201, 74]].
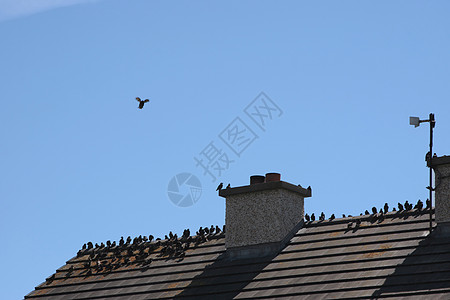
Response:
[[26, 208, 450, 299]]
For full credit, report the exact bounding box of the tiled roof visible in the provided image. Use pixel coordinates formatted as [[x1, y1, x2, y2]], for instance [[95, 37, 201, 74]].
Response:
[[26, 208, 450, 299]]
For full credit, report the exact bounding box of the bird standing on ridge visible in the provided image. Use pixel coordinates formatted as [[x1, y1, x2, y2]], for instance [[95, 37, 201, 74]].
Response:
[[136, 97, 150, 109], [305, 213, 310, 222], [226, 184, 231, 189], [216, 183, 223, 191]]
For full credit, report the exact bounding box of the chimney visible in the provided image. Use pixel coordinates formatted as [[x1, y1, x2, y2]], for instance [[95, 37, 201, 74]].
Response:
[[430, 155, 450, 227], [219, 173, 311, 259]]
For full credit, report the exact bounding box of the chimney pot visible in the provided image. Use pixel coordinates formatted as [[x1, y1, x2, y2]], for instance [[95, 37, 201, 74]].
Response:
[[250, 175, 265, 185], [265, 172, 281, 182]]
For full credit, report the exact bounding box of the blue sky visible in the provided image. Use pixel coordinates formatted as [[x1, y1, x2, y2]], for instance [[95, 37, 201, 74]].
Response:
[[1, 1, 450, 298]]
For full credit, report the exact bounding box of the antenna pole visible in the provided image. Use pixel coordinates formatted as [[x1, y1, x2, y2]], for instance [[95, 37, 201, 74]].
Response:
[[429, 113, 435, 232]]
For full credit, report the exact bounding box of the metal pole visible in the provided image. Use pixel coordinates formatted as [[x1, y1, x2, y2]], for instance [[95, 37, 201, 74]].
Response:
[[429, 113, 435, 232]]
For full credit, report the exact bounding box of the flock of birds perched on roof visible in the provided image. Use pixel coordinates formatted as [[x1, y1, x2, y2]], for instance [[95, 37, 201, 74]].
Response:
[[304, 199, 430, 229], [46, 225, 225, 284]]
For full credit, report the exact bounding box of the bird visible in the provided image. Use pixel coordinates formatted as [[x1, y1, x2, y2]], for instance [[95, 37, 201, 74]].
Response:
[[398, 203, 404, 211], [405, 201, 411, 211], [371, 207, 378, 215], [384, 203, 389, 214], [136, 97, 150, 109], [319, 212, 325, 221], [365, 210, 370, 215], [416, 199, 423, 210], [216, 183, 223, 191], [426, 199, 431, 209], [342, 214, 346, 218], [311, 213, 316, 221], [329, 214, 335, 221], [226, 183, 231, 189], [305, 213, 310, 222]]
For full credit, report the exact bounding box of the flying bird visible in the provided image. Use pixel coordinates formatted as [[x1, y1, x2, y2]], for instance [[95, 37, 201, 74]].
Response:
[[136, 97, 150, 109]]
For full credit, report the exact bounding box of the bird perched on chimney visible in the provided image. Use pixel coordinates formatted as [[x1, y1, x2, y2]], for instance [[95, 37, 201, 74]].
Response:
[[319, 212, 325, 221], [136, 97, 150, 109], [305, 213, 310, 222], [216, 183, 223, 191]]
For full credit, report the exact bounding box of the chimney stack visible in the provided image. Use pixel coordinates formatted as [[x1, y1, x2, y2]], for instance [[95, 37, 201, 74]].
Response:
[[219, 173, 311, 259], [430, 155, 450, 227]]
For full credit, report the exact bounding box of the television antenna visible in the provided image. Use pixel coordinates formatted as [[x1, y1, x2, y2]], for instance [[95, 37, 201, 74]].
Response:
[[409, 113, 435, 232]]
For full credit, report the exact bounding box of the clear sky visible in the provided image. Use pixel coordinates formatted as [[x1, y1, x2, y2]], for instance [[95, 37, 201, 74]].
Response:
[[1, 1, 450, 298]]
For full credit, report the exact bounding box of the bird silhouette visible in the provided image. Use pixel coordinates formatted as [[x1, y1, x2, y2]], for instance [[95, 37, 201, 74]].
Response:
[[329, 214, 335, 221], [371, 207, 378, 215], [319, 212, 325, 221], [365, 210, 370, 215], [136, 97, 150, 109], [405, 201, 412, 210], [426, 199, 431, 209], [384, 203, 389, 214], [311, 213, 316, 221], [226, 183, 231, 189], [415, 199, 423, 210], [305, 213, 310, 222], [398, 202, 404, 211], [216, 183, 223, 191]]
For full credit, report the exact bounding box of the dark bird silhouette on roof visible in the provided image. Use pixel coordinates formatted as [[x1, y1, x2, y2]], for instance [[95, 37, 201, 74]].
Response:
[[405, 200, 412, 211], [384, 203, 389, 214], [398, 202, 404, 211], [372, 207, 378, 215], [311, 213, 315, 221], [136, 97, 150, 109], [426, 198, 431, 209], [305, 213, 310, 222], [319, 212, 325, 221], [226, 183, 231, 189], [416, 199, 424, 210], [365, 210, 370, 215], [329, 214, 335, 221], [216, 182, 223, 191]]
